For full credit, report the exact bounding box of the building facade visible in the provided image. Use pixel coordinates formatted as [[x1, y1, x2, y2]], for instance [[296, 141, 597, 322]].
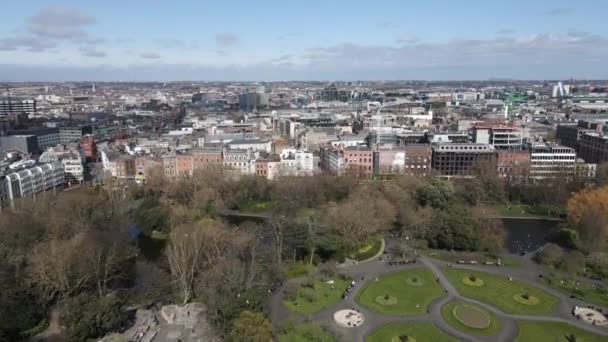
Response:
[[431, 143, 497, 176], [344, 146, 373, 178], [578, 133, 608, 164], [529, 143, 576, 179], [2, 161, 64, 205]]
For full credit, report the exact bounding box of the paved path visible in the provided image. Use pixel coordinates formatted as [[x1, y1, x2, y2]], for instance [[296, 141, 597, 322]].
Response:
[[270, 249, 608, 342]]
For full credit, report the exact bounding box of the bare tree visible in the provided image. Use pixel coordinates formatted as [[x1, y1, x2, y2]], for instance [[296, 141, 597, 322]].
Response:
[[166, 223, 207, 304]]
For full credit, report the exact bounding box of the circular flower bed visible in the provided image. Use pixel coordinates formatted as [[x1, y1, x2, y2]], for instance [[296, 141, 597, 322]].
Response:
[[376, 294, 398, 306], [462, 275, 485, 287], [453, 304, 491, 329], [513, 293, 539, 305], [406, 277, 424, 287]]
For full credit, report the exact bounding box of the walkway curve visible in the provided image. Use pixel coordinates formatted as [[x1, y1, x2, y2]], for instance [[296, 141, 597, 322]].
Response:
[[270, 254, 608, 342]]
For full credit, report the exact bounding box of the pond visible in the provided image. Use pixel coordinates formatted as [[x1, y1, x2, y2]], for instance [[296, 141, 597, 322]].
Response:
[[502, 218, 561, 254]]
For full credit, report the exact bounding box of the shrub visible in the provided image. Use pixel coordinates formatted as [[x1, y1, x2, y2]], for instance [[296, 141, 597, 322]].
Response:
[[60, 293, 130, 342]]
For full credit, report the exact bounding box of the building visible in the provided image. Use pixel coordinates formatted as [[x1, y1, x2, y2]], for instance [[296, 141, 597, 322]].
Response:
[[176, 154, 194, 176], [39, 147, 84, 184], [239, 92, 260, 111], [528, 143, 576, 179], [577, 132, 608, 164], [431, 143, 497, 177], [319, 146, 345, 175], [224, 149, 257, 175], [403, 144, 432, 177], [102, 151, 136, 179], [8, 128, 60, 151], [192, 147, 223, 171], [470, 125, 523, 150], [556, 120, 604, 153], [279, 149, 314, 176], [0, 98, 36, 116], [344, 146, 374, 178], [0, 135, 39, 154], [80, 135, 98, 162], [255, 159, 280, 180], [576, 159, 597, 179], [59, 126, 93, 144], [162, 153, 178, 177], [375, 148, 406, 177], [497, 150, 530, 177], [2, 161, 64, 206], [227, 139, 272, 154], [135, 156, 162, 183]]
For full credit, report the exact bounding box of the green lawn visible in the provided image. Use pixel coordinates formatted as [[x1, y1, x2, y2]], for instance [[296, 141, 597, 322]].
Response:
[[440, 300, 501, 336], [444, 268, 559, 315], [284, 262, 316, 279], [515, 321, 607, 342], [366, 322, 458, 342], [494, 204, 562, 219], [350, 238, 385, 262], [542, 273, 608, 307], [283, 277, 348, 314], [277, 323, 336, 342], [356, 268, 446, 315]]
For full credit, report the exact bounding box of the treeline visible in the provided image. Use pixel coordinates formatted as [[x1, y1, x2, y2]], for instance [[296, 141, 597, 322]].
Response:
[[0, 167, 601, 341]]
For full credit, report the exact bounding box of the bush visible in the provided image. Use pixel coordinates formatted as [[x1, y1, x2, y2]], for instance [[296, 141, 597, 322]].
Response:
[[557, 228, 579, 249], [534, 243, 564, 268], [61, 293, 130, 342], [301, 288, 318, 303]]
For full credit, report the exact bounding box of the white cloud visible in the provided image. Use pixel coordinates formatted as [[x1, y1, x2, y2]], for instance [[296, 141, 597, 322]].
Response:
[[215, 33, 239, 46]]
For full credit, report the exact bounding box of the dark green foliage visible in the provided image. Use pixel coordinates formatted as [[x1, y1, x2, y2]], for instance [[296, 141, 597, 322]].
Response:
[[133, 196, 168, 234], [416, 179, 454, 208], [557, 227, 579, 249], [427, 206, 480, 251], [60, 293, 130, 342]]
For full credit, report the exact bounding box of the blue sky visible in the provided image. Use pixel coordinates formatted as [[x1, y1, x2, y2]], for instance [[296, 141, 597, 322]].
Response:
[[0, 0, 607, 81]]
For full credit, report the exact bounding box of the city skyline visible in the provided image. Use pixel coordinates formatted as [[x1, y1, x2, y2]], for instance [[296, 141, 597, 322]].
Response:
[[1, 0, 608, 81]]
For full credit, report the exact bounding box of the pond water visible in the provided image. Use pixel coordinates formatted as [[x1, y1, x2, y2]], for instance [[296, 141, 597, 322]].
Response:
[[502, 218, 561, 254]]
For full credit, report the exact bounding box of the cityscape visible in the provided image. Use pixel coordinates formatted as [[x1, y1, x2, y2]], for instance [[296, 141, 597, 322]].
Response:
[[2, 1, 608, 342]]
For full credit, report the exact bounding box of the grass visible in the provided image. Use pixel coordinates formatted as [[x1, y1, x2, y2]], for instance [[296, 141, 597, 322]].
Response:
[[350, 238, 385, 262], [283, 277, 348, 314], [284, 262, 316, 279], [356, 268, 446, 315], [542, 273, 608, 307], [238, 199, 273, 213], [426, 249, 521, 267], [494, 204, 562, 219], [515, 321, 607, 342], [277, 323, 336, 342], [441, 300, 501, 336], [366, 322, 459, 342], [444, 268, 559, 315]]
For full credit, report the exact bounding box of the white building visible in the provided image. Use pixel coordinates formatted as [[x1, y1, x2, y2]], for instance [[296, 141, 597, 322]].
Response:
[[529, 143, 576, 179], [223, 149, 258, 175], [470, 125, 523, 150], [2, 161, 64, 205], [279, 149, 314, 176], [39, 147, 84, 183], [227, 139, 272, 153]]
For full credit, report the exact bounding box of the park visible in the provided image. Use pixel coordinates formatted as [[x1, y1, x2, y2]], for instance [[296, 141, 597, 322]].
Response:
[[270, 240, 608, 342]]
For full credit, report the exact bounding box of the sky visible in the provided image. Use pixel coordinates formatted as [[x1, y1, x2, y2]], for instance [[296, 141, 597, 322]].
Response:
[[0, 0, 607, 81]]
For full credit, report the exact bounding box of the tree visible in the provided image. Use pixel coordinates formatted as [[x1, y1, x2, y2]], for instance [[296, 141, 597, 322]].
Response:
[[563, 250, 586, 274], [167, 219, 232, 304], [28, 234, 93, 301], [416, 179, 454, 208], [427, 206, 480, 251], [324, 187, 396, 251], [534, 243, 564, 268], [471, 206, 505, 253], [60, 293, 129, 342], [229, 310, 273, 342], [166, 222, 207, 304], [567, 186, 608, 251]]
